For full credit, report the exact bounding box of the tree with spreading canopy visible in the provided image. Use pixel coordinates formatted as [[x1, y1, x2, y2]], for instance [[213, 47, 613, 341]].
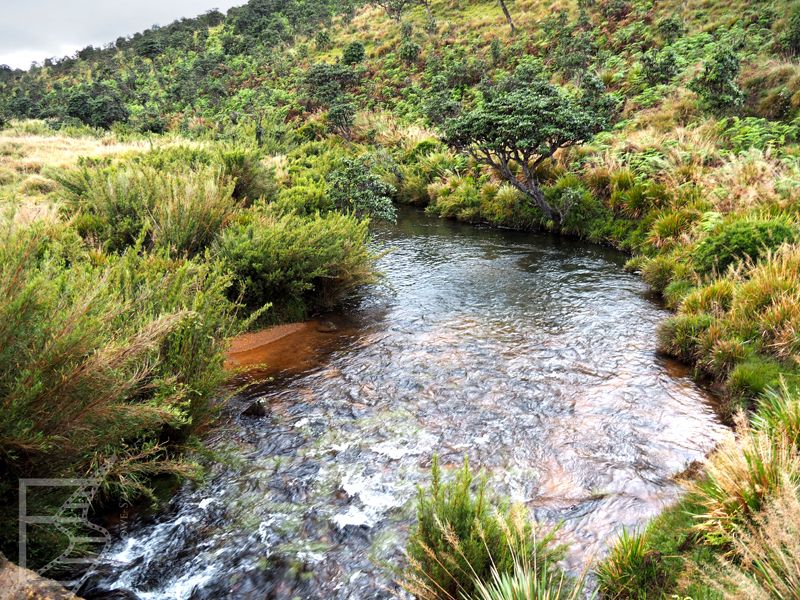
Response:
[[443, 60, 614, 226]]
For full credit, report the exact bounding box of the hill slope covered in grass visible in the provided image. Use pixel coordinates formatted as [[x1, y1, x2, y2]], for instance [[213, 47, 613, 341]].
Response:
[[3, 0, 800, 597]]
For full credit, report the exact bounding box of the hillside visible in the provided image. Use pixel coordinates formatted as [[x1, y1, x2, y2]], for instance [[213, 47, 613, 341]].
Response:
[[2, 0, 800, 597]]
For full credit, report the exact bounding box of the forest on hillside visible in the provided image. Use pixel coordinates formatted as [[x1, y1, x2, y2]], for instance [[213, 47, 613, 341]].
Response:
[[2, 0, 800, 598]]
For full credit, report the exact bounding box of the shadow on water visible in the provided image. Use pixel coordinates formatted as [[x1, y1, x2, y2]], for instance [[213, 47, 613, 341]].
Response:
[[81, 207, 729, 600]]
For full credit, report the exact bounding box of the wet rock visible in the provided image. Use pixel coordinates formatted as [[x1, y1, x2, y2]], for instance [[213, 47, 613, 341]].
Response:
[[242, 399, 268, 418], [316, 321, 338, 333], [80, 586, 142, 600], [0, 552, 82, 599]]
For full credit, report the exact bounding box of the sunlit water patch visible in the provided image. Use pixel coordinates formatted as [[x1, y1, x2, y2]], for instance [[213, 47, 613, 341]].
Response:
[[82, 209, 728, 599]]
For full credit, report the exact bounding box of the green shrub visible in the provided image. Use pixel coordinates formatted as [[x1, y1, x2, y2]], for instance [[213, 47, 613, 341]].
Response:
[[303, 62, 359, 107], [327, 157, 397, 221], [342, 41, 366, 65], [690, 45, 744, 113], [399, 40, 422, 65], [548, 176, 606, 236], [782, 7, 800, 56], [656, 16, 684, 44], [596, 530, 665, 599], [0, 224, 238, 561], [640, 47, 679, 86], [215, 208, 375, 320], [693, 219, 797, 275], [315, 29, 332, 51], [403, 456, 563, 600], [328, 97, 356, 140]]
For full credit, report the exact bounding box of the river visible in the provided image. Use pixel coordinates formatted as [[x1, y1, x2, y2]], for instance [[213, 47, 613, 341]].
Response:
[[82, 208, 728, 599]]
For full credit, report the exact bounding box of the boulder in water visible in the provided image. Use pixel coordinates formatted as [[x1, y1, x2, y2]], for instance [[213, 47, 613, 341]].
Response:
[[242, 398, 269, 418]]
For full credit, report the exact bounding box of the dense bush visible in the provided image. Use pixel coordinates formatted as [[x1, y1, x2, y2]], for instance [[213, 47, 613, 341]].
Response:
[[327, 97, 356, 139], [783, 7, 800, 56], [656, 16, 684, 44], [215, 207, 375, 320], [327, 156, 397, 221], [342, 41, 366, 65], [303, 62, 359, 107], [693, 218, 797, 274], [399, 39, 422, 65], [0, 223, 239, 560], [640, 47, 679, 85], [690, 45, 744, 113]]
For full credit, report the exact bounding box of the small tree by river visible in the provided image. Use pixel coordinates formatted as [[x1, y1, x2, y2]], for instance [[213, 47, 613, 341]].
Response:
[[443, 59, 615, 227]]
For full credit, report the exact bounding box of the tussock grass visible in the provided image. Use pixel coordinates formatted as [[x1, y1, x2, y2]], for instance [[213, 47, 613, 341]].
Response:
[[690, 422, 799, 547], [596, 529, 665, 599], [58, 162, 239, 256], [401, 457, 572, 600], [704, 482, 800, 599]]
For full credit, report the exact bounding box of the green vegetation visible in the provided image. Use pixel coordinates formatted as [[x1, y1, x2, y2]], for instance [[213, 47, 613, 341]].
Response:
[[402, 457, 581, 600], [596, 529, 665, 599], [3, 0, 800, 595], [0, 135, 381, 564]]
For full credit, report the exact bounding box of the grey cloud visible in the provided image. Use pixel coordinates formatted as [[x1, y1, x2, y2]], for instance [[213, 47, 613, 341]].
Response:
[[1, 0, 246, 68]]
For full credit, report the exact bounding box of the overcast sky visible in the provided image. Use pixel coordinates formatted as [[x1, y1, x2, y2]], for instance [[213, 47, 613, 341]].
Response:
[[1, 0, 247, 69]]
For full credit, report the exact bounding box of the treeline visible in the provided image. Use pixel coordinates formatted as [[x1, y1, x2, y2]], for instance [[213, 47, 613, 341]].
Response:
[[0, 0, 363, 131]]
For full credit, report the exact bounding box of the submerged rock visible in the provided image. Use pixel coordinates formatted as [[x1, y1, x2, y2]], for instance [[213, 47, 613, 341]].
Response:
[[316, 321, 338, 333], [242, 399, 269, 418]]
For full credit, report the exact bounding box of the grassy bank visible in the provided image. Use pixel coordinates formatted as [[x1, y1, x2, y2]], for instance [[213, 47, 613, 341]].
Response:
[[0, 125, 388, 568]]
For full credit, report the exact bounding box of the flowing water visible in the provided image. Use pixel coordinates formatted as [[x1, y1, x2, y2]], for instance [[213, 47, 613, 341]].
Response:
[[83, 209, 729, 599]]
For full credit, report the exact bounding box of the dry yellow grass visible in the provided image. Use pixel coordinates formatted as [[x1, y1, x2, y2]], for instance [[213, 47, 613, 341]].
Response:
[[0, 123, 201, 223], [704, 481, 800, 599]]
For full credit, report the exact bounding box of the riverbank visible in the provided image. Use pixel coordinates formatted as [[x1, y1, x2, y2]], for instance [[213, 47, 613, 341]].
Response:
[[392, 165, 800, 596], [0, 133, 382, 574], [0, 553, 80, 600]]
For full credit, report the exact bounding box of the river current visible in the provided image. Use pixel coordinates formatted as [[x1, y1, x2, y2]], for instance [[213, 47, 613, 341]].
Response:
[[82, 209, 728, 599]]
